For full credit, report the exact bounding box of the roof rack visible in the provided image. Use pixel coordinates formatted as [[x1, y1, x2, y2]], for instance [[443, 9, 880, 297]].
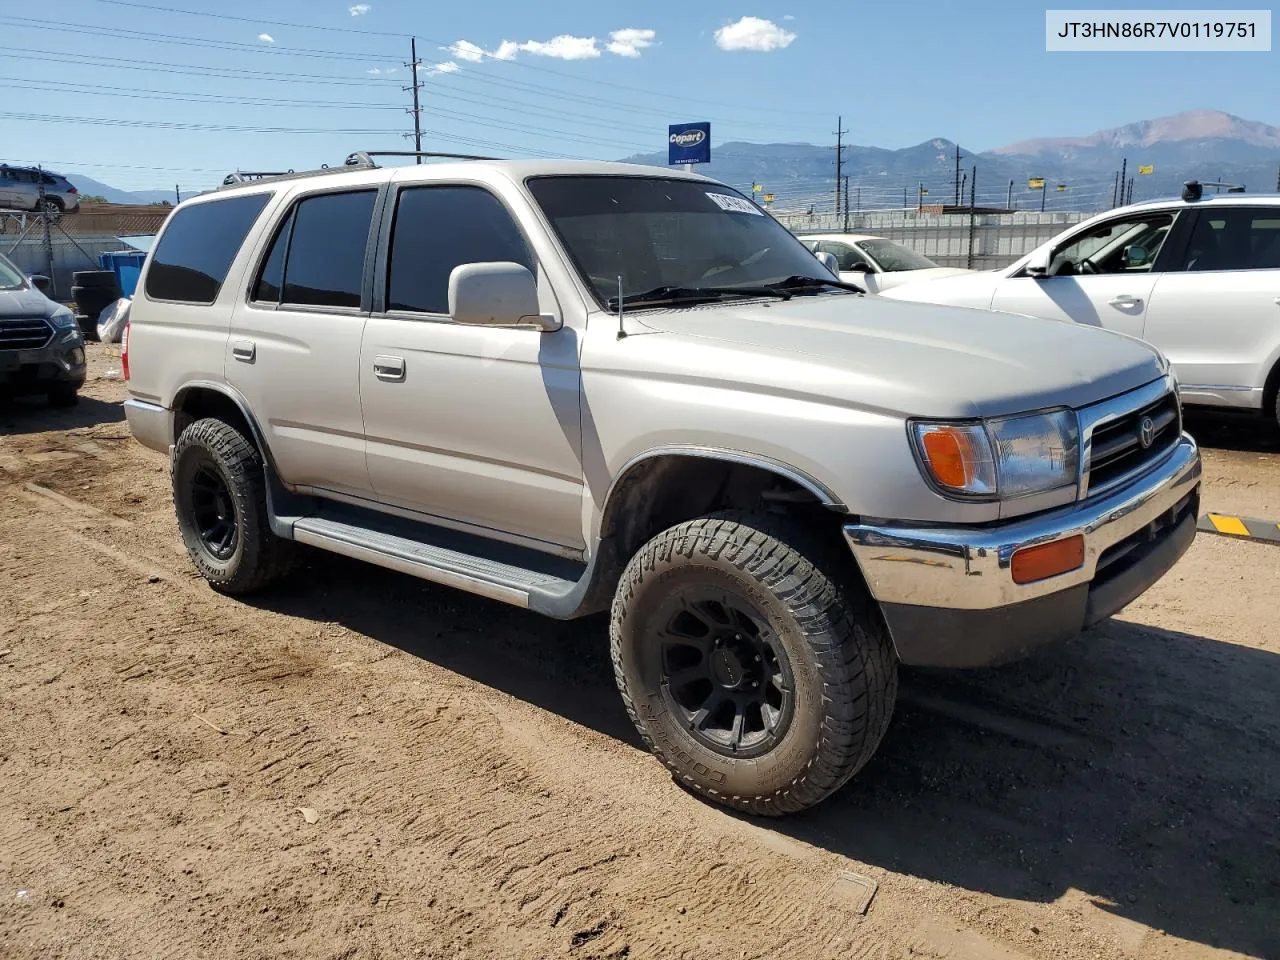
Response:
[[343, 150, 503, 166], [1182, 179, 1246, 201], [216, 150, 501, 192]]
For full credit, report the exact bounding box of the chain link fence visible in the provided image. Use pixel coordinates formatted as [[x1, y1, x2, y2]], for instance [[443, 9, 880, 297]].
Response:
[[775, 209, 1097, 270]]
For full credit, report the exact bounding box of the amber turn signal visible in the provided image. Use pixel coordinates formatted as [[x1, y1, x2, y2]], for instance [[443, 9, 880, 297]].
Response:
[[1010, 534, 1085, 585]]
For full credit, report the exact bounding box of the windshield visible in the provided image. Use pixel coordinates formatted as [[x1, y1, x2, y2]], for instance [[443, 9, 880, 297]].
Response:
[[526, 175, 842, 307], [858, 238, 938, 272], [0, 254, 27, 290]]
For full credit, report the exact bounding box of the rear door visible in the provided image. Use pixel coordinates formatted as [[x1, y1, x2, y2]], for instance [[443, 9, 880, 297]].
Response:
[[225, 186, 379, 498], [990, 208, 1183, 337], [1143, 206, 1280, 408]]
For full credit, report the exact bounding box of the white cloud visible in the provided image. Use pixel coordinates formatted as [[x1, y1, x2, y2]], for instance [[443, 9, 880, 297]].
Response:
[[713, 16, 795, 51], [606, 27, 655, 57], [257, 33, 275, 44], [365, 66, 397, 75], [517, 35, 600, 59], [492, 39, 520, 60], [429, 61, 460, 75], [448, 39, 486, 62], [783, 13, 795, 19], [348, 3, 371, 15]]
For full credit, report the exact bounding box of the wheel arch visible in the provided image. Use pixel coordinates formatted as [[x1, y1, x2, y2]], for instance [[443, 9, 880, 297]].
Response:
[[171, 381, 277, 474]]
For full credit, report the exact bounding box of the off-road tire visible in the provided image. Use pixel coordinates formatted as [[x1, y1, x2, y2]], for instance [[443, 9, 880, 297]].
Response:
[[172, 417, 295, 595], [46, 383, 80, 408], [610, 510, 898, 816]]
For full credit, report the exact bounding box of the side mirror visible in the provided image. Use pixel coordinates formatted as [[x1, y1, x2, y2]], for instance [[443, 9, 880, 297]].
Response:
[[1124, 244, 1149, 268], [28, 274, 51, 295], [448, 262, 558, 331], [813, 250, 839, 275], [1024, 247, 1052, 278]]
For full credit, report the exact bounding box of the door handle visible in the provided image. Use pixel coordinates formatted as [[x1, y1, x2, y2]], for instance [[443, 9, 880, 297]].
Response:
[[231, 339, 256, 362], [373, 355, 406, 382], [1107, 295, 1142, 307]]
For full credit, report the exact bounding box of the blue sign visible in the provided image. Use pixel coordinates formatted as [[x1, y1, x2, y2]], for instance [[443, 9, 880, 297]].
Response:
[[668, 122, 711, 165]]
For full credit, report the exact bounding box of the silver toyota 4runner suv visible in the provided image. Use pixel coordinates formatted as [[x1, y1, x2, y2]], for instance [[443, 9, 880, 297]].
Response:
[[123, 153, 1202, 815]]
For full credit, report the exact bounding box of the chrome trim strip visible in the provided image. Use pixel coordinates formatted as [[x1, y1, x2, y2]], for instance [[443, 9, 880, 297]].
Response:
[[844, 432, 1199, 610], [1076, 375, 1178, 500], [292, 523, 531, 608]]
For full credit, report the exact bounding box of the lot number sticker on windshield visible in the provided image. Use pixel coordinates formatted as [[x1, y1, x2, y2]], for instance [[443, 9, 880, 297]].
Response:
[[706, 192, 764, 216]]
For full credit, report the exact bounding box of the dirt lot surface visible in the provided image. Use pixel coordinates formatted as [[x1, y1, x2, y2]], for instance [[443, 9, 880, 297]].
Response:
[[2, 344, 1277, 960]]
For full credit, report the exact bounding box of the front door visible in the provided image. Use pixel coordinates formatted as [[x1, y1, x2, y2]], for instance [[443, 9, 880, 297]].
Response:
[[359, 183, 584, 551], [990, 208, 1182, 339], [225, 187, 379, 498], [1144, 206, 1280, 407]]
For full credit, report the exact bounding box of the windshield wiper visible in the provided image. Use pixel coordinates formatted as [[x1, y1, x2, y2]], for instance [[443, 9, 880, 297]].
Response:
[[607, 284, 792, 311], [766, 275, 866, 295]]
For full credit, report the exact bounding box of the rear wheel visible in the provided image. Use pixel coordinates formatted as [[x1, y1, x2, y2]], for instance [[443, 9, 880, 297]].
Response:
[[611, 511, 898, 816], [172, 418, 295, 594]]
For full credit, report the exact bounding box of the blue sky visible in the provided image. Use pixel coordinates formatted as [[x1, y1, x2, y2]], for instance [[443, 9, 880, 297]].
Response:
[[2, 0, 1276, 195]]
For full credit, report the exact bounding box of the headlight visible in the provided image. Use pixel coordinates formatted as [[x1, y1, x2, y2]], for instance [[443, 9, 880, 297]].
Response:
[[911, 409, 1079, 501], [50, 309, 78, 330]]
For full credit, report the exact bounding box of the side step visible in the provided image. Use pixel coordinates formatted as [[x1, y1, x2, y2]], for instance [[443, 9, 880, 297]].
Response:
[[291, 512, 584, 611]]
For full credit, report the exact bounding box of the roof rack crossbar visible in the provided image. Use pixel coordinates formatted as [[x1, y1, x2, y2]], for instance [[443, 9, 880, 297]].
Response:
[[217, 160, 366, 190], [344, 150, 503, 167], [1182, 179, 1247, 201]]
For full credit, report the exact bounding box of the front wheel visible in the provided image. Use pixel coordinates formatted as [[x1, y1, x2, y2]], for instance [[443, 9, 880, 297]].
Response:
[[172, 418, 295, 594], [610, 511, 898, 816]]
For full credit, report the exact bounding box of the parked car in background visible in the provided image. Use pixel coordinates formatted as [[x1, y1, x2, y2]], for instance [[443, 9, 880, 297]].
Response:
[[0, 164, 80, 213], [882, 186, 1280, 426], [800, 233, 972, 293], [0, 251, 86, 406]]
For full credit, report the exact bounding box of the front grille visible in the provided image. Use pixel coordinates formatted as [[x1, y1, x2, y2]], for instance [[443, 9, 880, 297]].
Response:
[[1085, 391, 1180, 495], [0, 317, 53, 351]]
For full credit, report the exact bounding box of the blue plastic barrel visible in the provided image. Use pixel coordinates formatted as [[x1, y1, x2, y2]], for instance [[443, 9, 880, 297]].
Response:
[[98, 250, 148, 297]]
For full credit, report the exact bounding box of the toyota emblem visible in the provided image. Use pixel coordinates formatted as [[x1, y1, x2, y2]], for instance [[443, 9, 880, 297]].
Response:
[[1138, 415, 1156, 449]]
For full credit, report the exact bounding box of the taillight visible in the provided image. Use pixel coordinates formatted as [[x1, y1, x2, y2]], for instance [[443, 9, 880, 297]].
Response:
[[120, 319, 131, 381], [67, 185, 78, 194]]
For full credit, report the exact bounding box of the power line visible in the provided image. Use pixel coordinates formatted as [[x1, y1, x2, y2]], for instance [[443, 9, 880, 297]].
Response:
[[87, 0, 831, 117]]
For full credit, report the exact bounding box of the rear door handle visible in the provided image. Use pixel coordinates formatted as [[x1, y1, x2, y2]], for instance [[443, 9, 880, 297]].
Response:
[[373, 355, 405, 382], [231, 339, 256, 362], [1107, 295, 1143, 307]]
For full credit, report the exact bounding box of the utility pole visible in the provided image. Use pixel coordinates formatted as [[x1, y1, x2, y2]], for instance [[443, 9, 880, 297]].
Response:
[[966, 164, 977, 269], [954, 143, 963, 206], [960, 172, 967, 208], [1127, 176, 1135, 205], [1007, 179, 1014, 211], [1112, 170, 1119, 207], [1040, 183, 1046, 212], [1275, 163, 1280, 192], [832, 116, 846, 214], [917, 181, 923, 212], [1119, 157, 1127, 203], [855, 185, 861, 214], [842, 175, 850, 232], [405, 37, 424, 161], [174, 184, 181, 205]]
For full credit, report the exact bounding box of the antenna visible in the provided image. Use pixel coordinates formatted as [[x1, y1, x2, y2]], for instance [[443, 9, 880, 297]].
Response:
[[616, 275, 626, 339]]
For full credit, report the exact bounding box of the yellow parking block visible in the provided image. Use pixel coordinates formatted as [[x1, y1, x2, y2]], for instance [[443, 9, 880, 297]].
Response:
[[1196, 513, 1280, 545]]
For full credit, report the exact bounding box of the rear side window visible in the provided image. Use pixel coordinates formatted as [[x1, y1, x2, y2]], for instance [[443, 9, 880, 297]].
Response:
[[145, 193, 270, 303], [386, 186, 532, 314], [281, 190, 376, 309], [1179, 208, 1280, 271]]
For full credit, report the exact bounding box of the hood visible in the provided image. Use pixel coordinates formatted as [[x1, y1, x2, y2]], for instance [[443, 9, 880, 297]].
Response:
[[0, 284, 58, 319], [873, 266, 974, 292], [637, 293, 1164, 419], [878, 268, 1003, 306]]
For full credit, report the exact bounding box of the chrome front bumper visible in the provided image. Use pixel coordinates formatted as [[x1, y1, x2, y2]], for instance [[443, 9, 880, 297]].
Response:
[[844, 433, 1201, 666]]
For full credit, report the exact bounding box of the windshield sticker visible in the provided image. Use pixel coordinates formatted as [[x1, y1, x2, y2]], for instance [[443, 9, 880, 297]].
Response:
[[705, 192, 764, 216]]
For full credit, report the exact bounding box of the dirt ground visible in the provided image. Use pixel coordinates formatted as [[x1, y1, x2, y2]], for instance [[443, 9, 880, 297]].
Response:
[[1, 344, 1277, 960]]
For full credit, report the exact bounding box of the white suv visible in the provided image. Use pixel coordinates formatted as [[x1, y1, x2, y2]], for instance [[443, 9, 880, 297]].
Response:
[[883, 185, 1280, 424]]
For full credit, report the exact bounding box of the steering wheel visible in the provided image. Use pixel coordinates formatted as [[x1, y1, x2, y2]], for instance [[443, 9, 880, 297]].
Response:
[[1076, 257, 1098, 275]]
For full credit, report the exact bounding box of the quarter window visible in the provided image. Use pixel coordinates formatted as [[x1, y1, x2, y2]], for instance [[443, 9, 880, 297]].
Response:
[[386, 186, 533, 315], [145, 192, 271, 304]]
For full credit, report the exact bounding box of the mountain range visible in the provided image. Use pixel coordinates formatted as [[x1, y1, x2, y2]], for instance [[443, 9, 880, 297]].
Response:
[[45, 109, 1280, 213], [619, 109, 1280, 211]]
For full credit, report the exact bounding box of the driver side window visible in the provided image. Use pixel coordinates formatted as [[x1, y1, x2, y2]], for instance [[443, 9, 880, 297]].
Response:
[[1049, 212, 1176, 277]]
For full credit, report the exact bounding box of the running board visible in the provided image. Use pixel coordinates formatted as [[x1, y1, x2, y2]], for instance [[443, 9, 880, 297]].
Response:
[[291, 514, 582, 610]]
